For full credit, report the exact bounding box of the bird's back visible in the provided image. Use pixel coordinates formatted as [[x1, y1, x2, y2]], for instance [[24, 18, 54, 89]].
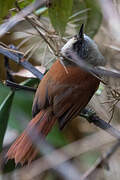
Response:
[[32, 60, 100, 129]]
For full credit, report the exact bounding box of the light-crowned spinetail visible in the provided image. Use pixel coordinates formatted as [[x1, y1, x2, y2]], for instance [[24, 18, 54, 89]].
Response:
[[7, 24, 106, 165]]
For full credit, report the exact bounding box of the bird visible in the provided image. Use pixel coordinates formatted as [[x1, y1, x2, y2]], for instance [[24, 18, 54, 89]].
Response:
[[6, 24, 106, 165]]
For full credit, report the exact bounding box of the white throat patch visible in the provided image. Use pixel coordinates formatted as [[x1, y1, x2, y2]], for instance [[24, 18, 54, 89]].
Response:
[[61, 37, 76, 56]]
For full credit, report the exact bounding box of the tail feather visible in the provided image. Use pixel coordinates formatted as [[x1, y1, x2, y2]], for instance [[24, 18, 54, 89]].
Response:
[[7, 109, 56, 165]]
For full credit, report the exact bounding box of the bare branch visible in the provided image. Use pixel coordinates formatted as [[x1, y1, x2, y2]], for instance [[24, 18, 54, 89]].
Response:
[[80, 108, 120, 140], [4, 56, 14, 82], [0, 0, 47, 37], [1, 43, 120, 83], [24, 125, 82, 180], [0, 45, 44, 80], [82, 141, 120, 180], [3, 125, 120, 180]]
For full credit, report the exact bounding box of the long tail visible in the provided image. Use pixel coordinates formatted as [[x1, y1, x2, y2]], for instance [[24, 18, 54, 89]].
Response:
[[6, 109, 56, 165]]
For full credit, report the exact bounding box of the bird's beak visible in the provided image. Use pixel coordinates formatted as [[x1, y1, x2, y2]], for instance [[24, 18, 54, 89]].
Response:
[[79, 24, 84, 40]]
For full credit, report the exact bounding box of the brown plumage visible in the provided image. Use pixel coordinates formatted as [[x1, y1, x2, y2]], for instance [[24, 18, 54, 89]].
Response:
[[7, 60, 100, 165], [7, 25, 105, 165]]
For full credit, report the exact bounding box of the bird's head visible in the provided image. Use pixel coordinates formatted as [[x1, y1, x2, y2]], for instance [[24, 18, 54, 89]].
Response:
[[61, 24, 105, 67]]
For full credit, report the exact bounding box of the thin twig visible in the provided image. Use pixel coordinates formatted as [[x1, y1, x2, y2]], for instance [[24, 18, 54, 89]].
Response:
[[15, 1, 57, 56], [25, 18, 57, 55], [5, 80, 36, 92]]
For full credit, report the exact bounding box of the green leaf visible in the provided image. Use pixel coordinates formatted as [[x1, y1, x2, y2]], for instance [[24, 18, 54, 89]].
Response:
[[0, 91, 14, 152], [8, 78, 38, 132], [0, 0, 16, 18], [48, 0, 73, 35], [85, 0, 102, 37], [18, 0, 34, 9], [47, 123, 68, 147], [70, 0, 102, 38], [20, 78, 39, 86], [2, 159, 15, 173]]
